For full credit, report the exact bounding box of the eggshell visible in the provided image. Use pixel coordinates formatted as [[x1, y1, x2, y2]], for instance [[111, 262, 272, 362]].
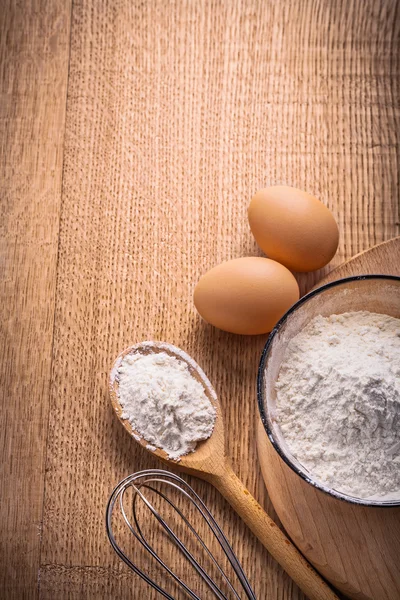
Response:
[[248, 186, 339, 272], [193, 257, 299, 335]]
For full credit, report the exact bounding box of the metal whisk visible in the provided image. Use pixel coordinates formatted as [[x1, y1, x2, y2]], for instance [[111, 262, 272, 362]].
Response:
[[106, 469, 257, 599]]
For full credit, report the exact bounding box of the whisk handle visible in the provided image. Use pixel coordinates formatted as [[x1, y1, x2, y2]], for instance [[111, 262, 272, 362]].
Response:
[[211, 466, 339, 600]]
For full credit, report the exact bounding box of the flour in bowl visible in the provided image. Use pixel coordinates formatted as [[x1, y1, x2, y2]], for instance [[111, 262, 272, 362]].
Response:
[[275, 311, 400, 499], [116, 351, 216, 460]]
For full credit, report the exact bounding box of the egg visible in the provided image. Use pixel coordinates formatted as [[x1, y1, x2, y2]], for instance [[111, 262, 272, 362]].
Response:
[[193, 257, 299, 335], [248, 186, 339, 272]]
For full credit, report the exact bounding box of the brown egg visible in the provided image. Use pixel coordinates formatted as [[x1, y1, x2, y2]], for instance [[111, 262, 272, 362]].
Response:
[[193, 257, 299, 335], [248, 186, 339, 272]]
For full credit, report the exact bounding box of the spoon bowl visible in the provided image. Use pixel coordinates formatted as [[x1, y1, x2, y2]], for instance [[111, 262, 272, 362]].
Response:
[[109, 341, 226, 474], [109, 341, 339, 600]]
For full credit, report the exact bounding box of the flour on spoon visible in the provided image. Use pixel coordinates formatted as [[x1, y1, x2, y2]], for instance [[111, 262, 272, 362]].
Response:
[[116, 351, 216, 460]]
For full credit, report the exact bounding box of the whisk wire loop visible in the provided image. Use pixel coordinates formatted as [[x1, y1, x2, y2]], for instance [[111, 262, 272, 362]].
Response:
[[133, 484, 242, 600], [125, 482, 226, 600], [131, 484, 237, 600], [119, 485, 200, 599]]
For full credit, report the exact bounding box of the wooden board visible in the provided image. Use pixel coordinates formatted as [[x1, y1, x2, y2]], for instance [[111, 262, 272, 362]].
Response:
[[314, 237, 400, 286], [0, 2, 71, 598], [1, 0, 399, 598]]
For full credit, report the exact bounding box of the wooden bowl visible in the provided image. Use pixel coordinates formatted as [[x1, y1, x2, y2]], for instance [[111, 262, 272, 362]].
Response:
[[256, 275, 400, 600]]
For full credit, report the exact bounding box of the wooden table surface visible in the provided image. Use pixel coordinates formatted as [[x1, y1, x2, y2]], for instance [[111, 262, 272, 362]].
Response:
[[1, 1, 399, 598]]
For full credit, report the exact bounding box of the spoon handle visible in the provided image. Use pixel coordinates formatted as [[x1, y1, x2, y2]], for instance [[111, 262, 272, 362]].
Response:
[[210, 466, 339, 600]]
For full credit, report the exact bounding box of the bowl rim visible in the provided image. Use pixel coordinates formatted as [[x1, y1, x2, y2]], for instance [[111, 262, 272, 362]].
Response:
[[257, 274, 400, 507]]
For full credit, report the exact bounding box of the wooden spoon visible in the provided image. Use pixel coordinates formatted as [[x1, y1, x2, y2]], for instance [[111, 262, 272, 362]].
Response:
[[110, 341, 339, 600]]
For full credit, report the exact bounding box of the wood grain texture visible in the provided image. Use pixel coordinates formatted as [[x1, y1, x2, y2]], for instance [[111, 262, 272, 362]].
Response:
[[0, 0, 71, 597], [1, 0, 399, 598]]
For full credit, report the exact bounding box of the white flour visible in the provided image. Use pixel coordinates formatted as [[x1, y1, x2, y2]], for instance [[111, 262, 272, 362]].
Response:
[[116, 351, 216, 460], [275, 311, 400, 500]]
